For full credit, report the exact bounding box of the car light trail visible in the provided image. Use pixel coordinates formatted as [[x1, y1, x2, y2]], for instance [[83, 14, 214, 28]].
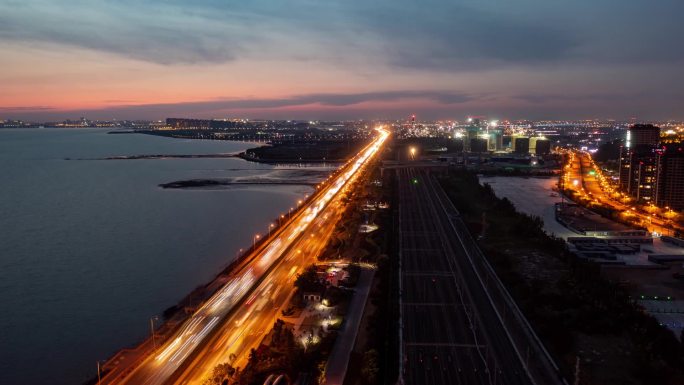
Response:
[[110, 127, 389, 385]]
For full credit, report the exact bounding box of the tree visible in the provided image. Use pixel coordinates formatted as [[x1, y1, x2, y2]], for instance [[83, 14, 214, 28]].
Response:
[[294, 264, 322, 292], [203, 363, 235, 385], [361, 349, 379, 384]]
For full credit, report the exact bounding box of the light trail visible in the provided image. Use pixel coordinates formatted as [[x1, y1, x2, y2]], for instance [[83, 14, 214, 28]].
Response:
[[108, 127, 389, 385], [564, 149, 681, 235]]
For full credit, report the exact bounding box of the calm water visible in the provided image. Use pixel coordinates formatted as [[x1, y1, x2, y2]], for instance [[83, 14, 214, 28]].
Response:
[[0, 128, 319, 385]]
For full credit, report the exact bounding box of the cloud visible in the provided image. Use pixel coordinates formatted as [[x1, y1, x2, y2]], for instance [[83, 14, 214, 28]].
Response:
[[0, 90, 476, 119], [0, 0, 257, 64], [105, 90, 476, 113], [513, 93, 622, 104], [1, 0, 683, 71], [0, 106, 54, 111], [347, 1, 580, 70]]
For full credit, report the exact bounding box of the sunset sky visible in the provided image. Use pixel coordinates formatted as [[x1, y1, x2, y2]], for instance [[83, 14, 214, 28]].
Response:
[[2, 0, 684, 121]]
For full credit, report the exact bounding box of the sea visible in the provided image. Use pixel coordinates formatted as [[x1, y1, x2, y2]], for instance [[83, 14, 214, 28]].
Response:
[[0, 127, 324, 385]]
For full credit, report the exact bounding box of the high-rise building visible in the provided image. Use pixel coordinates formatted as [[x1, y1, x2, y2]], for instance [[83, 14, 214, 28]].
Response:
[[656, 143, 684, 211], [629, 153, 658, 201], [529, 136, 550, 155], [470, 138, 488, 153], [485, 129, 503, 151], [465, 125, 480, 152], [534, 139, 551, 155], [626, 124, 661, 149], [619, 124, 661, 202], [513, 137, 530, 154], [618, 149, 631, 192]]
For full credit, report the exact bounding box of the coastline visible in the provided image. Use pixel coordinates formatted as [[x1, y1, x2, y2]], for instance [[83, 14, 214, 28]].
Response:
[[95, 166, 324, 385]]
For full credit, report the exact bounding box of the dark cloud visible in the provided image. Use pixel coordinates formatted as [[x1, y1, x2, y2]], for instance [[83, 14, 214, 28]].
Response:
[[349, 1, 579, 70], [3, 0, 682, 68], [105, 90, 475, 113], [4, 89, 684, 121], [0, 106, 54, 111], [513, 93, 623, 104], [0, 90, 475, 120], [0, 1, 253, 64], [2, 1, 684, 120]]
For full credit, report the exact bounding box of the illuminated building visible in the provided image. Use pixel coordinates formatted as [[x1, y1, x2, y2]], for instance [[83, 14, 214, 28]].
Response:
[[530, 136, 550, 155], [619, 124, 661, 202], [534, 139, 551, 155], [470, 138, 489, 153], [655, 143, 684, 211], [513, 137, 530, 154], [625, 124, 660, 148], [465, 125, 480, 152]]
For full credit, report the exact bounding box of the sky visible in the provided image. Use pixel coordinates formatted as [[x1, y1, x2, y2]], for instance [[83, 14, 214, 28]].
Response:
[[1, 0, 683, 121]]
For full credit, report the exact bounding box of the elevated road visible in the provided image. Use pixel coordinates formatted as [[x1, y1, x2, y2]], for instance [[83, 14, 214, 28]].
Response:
[[105, 128, 389, 385]]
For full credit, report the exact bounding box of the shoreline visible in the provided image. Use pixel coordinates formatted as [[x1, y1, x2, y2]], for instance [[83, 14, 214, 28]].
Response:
[[94, 151, 333, 384], [96, 181, 319, 384], [159, 179, 317, 189], [236, 151, 345, 165]]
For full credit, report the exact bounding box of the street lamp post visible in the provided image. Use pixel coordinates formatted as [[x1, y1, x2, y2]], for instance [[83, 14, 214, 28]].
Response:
[[268, 223, 275, 237], [150, 316, 159, 349], [253, 234, 260, 249]]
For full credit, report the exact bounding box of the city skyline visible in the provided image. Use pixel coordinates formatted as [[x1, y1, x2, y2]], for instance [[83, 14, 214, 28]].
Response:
[[2, 0, 684, 121]]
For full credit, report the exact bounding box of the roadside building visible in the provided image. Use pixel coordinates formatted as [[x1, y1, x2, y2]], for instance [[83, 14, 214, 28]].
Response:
[[513, 137, 530, 154], [470, 138, 488, 153], [619, 124, 661, 202], [656, 143, 684, 211]]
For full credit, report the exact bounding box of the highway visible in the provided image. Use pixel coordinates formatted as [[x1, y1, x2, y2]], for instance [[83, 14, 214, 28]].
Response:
[[107, 127, 389, 385], [397, 167, 565, 385]]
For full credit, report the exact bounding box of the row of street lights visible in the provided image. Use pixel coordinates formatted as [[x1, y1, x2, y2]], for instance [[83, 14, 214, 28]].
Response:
[[569, 150, 681, 234], [246, 187, 311, 258]]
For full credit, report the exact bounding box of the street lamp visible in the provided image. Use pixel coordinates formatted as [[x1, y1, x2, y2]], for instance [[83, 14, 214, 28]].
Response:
[[150, 316, 159, 349], [268, 223, 275, 237], [253, 234, 260, 248], [97, 360, 103, 385], [409, 147, 416, 159]]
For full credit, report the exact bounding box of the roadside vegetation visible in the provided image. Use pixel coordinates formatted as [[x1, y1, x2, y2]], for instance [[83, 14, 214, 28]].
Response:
[[439, 169, 684, 385], [202, 153, 394, 385]]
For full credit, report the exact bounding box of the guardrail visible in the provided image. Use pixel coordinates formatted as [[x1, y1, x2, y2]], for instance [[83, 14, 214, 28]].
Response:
[[430, 175, 568, 385]]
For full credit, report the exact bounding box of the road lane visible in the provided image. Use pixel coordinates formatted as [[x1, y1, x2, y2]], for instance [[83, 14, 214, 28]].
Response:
[[105, 128, 389, 385]]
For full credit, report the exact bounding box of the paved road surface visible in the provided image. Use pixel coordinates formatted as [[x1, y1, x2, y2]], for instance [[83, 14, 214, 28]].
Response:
[[103, 128, 389, 385], [323, 268, 375, 385], [397, 167, 565, 385]]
